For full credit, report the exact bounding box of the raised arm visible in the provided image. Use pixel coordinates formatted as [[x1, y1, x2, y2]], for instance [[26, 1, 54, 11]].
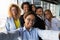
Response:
[[0, 28, 21, 40], [37, 28, 60, 40]]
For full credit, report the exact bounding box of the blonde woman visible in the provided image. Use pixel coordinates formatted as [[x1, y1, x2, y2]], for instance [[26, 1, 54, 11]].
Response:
[[5, 4, 21, 31]]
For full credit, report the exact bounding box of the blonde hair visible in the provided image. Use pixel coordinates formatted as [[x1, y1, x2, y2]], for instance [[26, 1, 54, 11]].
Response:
[[8, 4, 21, 18]]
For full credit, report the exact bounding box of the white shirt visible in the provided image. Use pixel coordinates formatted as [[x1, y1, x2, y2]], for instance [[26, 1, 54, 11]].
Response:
[[45, 18, 60, 31]]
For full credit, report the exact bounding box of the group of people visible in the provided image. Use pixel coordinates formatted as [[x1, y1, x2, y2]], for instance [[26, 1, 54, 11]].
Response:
[[6, 2, 60, 31], [4, 2, 60, 40]]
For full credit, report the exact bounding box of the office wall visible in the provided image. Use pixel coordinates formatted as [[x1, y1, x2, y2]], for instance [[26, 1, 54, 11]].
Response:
[[55, 5, 60, 18]]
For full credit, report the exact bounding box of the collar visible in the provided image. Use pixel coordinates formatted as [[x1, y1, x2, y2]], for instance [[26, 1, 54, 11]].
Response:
[[23, 26, 33, 32], [37, 15, 42, 17]]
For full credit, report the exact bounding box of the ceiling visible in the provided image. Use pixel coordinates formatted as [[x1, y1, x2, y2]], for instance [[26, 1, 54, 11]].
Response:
[[41, 0, 60, 4]]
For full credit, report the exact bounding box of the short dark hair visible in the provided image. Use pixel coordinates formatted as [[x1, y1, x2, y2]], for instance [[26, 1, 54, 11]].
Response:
[[21, 2, 30, 9], [36, 6, 43, 12], [23, 11, 35, 19]]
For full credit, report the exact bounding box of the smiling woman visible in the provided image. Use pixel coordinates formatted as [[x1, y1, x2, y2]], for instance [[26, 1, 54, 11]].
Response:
[[12, 11, 60, 40]]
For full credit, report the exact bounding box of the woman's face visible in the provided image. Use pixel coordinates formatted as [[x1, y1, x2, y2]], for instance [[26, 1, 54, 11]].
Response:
[[32, 6, 36, 12], [45, 11, 51, 19], [23, 4, 29, 13], [24, 14, 35, 29], [11, 7, 17, 17]]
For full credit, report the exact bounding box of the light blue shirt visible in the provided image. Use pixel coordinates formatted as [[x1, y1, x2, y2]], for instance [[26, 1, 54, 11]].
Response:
[[19, 27, 39, 40], [18, 26, 59, 40]]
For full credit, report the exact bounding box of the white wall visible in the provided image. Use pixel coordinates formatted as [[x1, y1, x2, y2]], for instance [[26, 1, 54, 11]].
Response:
[[0, 0, 17, 32], [55, 5, 59, 17]]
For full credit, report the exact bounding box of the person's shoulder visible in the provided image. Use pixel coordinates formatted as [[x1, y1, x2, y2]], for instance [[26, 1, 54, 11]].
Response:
[[45, 19, 48, 22], [35, 16, 39, 19], [19, 27, 23, 29], [6, 17, 13, 21], [20, 15, 24, 19], [33, 28, 41, 31], [20, 15, 23, 17], [52, 17, 57, 19], [35, 16, 43, 21], [6, 17, 14, 23], [7, 17, 13, 19], [52, 18, 60, 22]]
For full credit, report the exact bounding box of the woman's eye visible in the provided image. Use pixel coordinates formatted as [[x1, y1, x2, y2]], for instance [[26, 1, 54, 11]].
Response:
[[27, 18, 35, 22]]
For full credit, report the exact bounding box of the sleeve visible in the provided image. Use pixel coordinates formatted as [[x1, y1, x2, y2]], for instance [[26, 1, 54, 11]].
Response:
[[52, 18, 60, 30], [8, 28, 22, 40], [0, 30, 20, 40], [37, 28, 60, 40], [8, 30, 20, 40], [5, 18, 10, 31], [56, 19, 60, 28]]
